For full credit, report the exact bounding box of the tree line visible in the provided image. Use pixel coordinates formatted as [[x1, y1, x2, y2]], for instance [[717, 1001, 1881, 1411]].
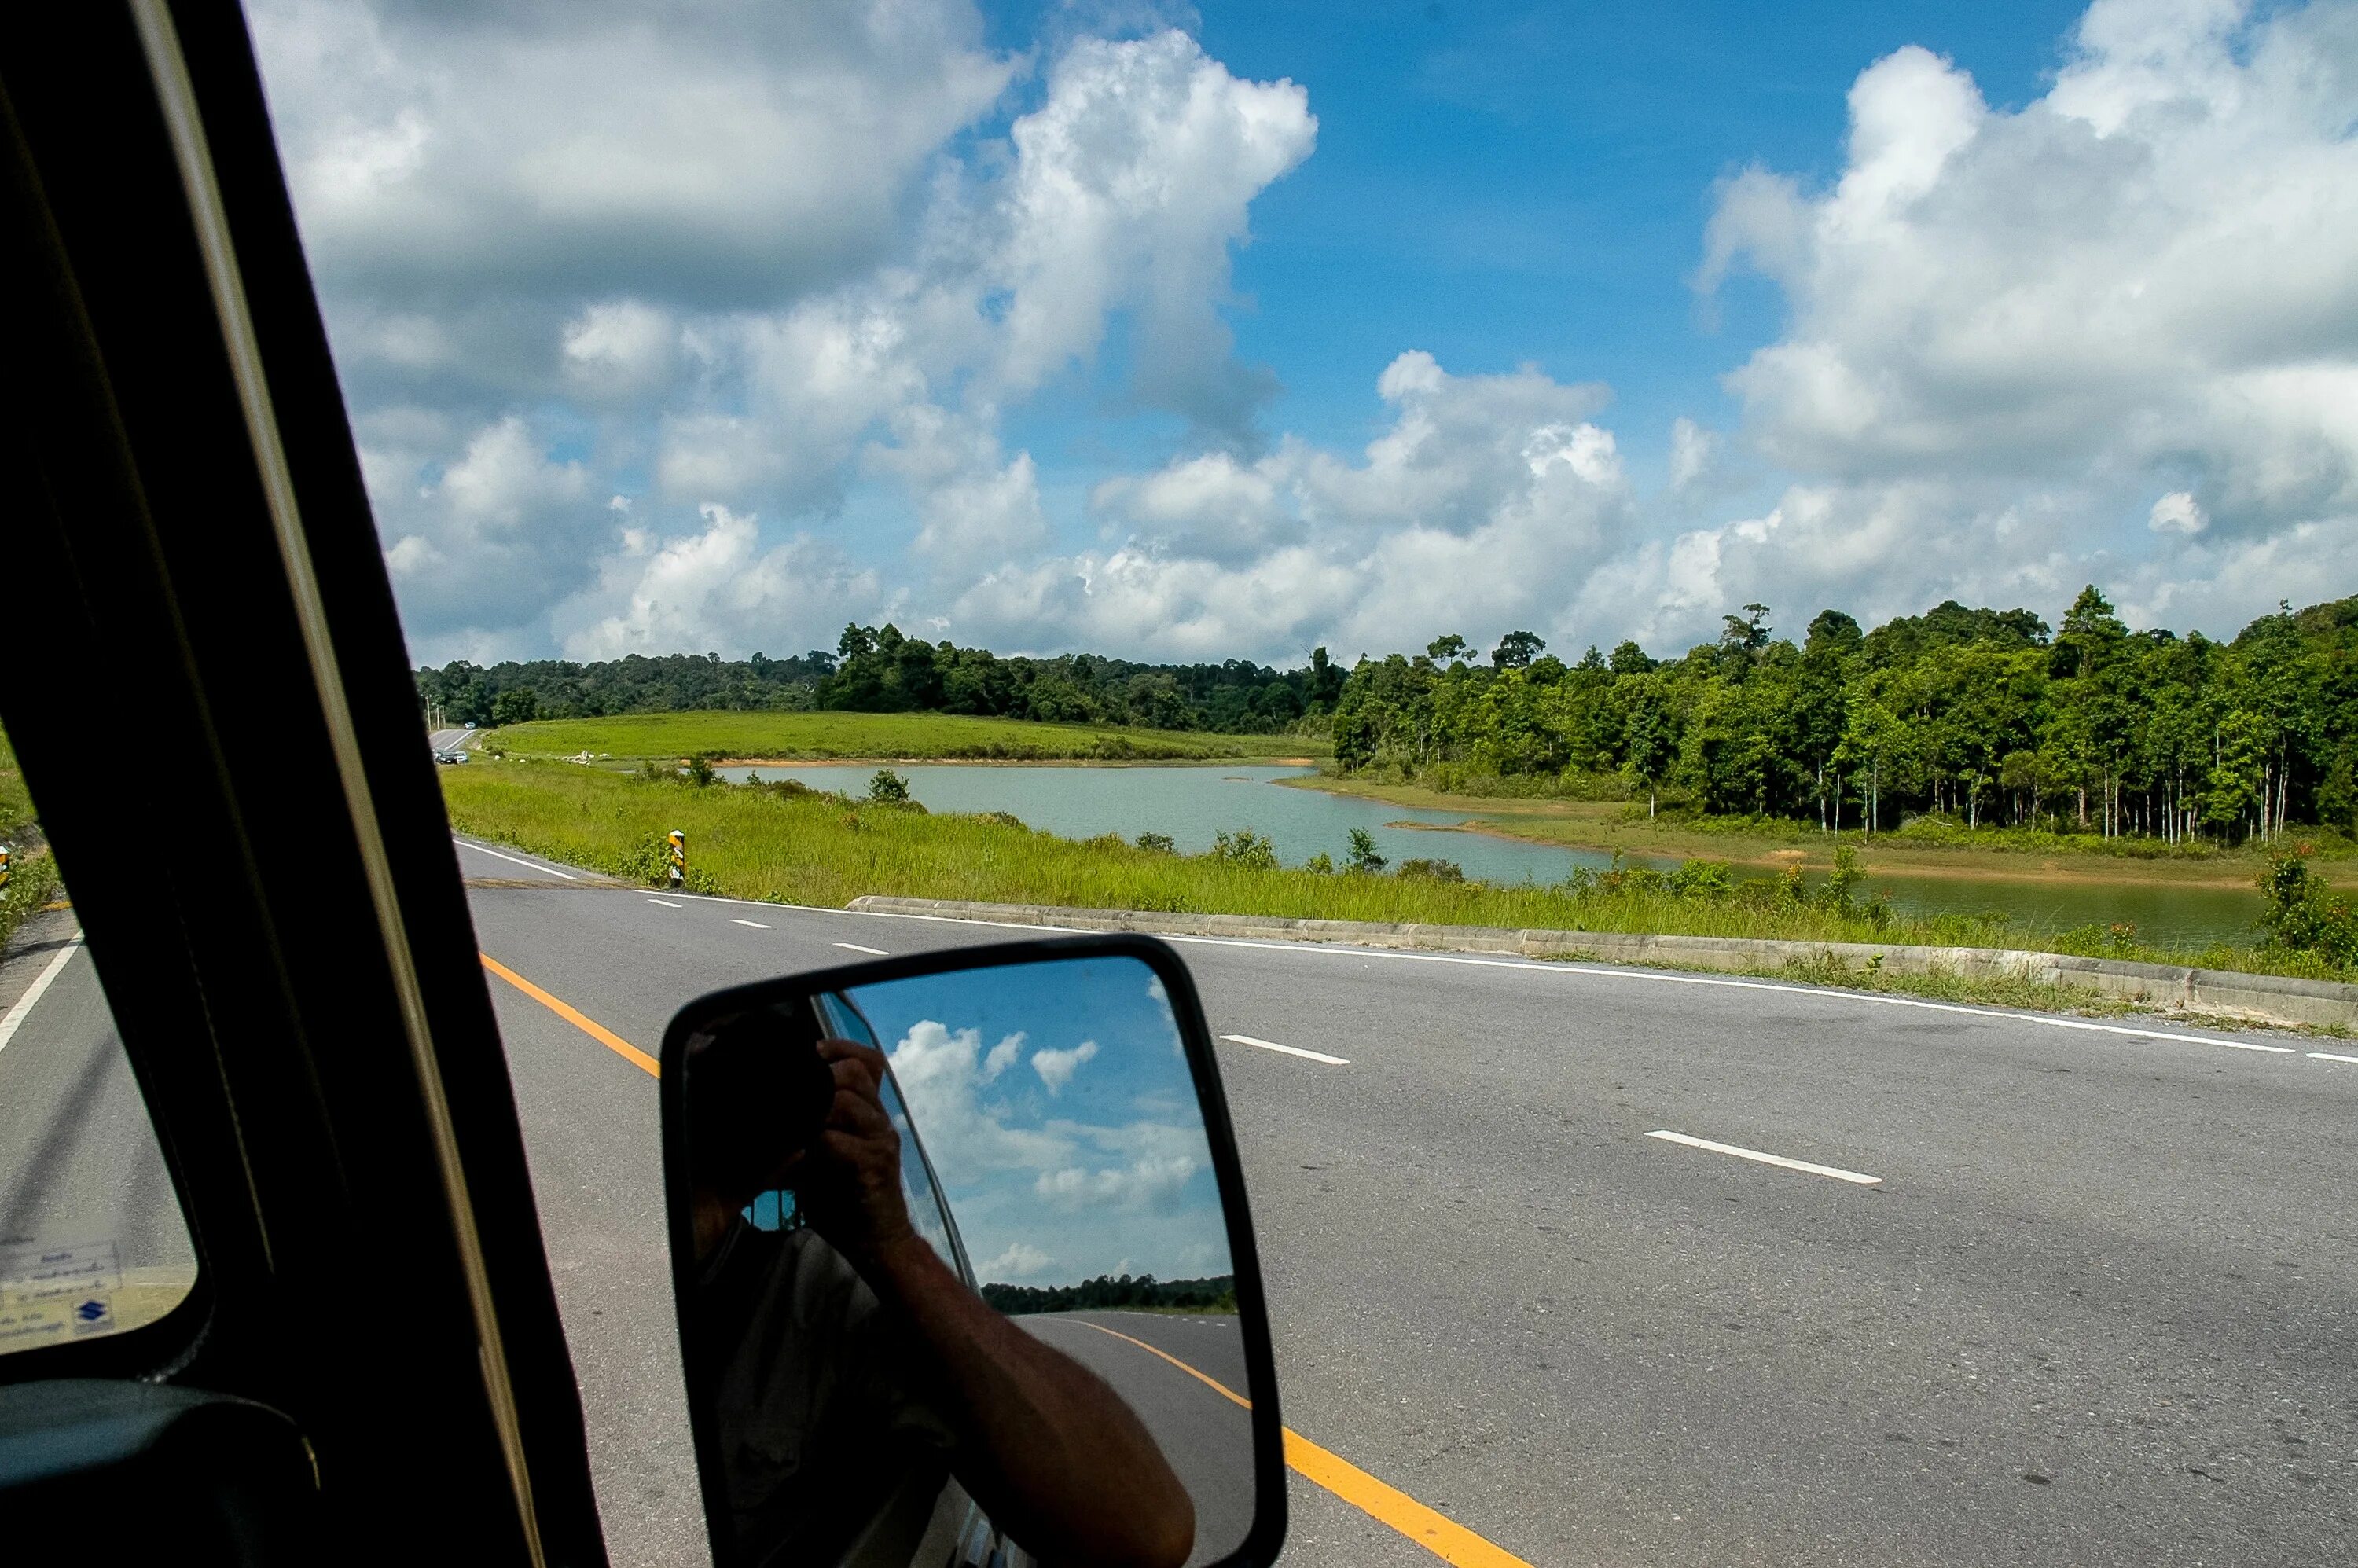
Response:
[[414, 624, 1345, 736], [979, 1273, 1237, 1315], [1331, 589, 2358, 843]]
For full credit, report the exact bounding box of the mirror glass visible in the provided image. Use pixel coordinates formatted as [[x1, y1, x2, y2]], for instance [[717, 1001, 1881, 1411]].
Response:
[[672, 949, 1258, 1568]]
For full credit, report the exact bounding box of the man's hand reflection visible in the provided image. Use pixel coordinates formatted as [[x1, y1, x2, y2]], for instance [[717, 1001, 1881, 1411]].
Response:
[[792, 1039, 920, 1268], [694, 1029, 1195, 1568]]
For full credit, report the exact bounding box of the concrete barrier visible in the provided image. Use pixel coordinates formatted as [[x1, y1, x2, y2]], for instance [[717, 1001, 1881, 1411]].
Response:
[[844, 895, 2358, 1032]]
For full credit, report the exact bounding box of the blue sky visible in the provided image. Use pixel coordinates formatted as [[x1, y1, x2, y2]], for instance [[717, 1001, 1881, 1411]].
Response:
[[1013, 2, 2086, 465], [850, 956, 1230, 1287], [252, 0, 2358, 666]]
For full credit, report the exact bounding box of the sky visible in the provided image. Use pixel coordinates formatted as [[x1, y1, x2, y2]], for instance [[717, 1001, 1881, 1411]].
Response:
[[844, 957, 1231, 1287], [247, 0, 2358, 670]]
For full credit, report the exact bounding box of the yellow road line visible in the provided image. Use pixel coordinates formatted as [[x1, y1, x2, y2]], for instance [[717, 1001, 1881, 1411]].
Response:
[[467, 964, 1530, 1568], [480, 953, 659, 1077], [1078, 1322, 1534, 1568]]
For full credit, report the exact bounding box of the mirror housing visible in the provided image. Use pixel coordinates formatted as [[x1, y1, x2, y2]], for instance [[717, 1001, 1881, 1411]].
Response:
[[659, 933, 1287, 1568]]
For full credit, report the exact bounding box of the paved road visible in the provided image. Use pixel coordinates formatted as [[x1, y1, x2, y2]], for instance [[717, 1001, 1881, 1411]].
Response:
[[0, 907, 198, 1346], [6, 837, 2358, 1563]]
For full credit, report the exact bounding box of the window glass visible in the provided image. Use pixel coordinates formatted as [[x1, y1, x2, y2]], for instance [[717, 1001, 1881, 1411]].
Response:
[[0, 728, 198, 1357]]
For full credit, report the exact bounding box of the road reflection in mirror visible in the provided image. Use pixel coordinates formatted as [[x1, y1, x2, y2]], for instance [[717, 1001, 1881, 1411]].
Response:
[[678, 952, 1251, 1568]]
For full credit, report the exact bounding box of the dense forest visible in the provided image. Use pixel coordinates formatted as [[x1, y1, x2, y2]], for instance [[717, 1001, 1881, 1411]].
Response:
[[413, 623, 1342, 735], [415, 587, 2358, 843], [1331, 589, 2358, 843]]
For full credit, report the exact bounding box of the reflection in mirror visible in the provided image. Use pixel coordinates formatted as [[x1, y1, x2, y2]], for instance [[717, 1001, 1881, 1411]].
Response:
[[674, 950, 1255, 1568]]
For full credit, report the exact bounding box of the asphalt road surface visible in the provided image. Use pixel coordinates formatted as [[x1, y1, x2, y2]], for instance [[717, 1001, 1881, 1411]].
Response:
[[6, 837, 2357, 1565]]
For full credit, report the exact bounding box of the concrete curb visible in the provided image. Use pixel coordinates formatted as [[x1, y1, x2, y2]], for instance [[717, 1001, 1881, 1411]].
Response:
[[844, 896, 2358, 1031]]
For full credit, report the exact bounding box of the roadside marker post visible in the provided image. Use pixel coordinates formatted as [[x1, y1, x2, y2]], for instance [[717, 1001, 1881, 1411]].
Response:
[[0, 844, 9, 894], [667, 830, 685, 891]]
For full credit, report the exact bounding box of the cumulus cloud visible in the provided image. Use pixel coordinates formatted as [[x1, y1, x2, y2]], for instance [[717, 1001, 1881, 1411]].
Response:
[[1031, 1039, 1100, 1095], [560, 504, 887, 660], [1034, 1151, 1198, 1208], [369, 414, 606, 649], [251, 0, 1013, 310], [960, 350, 1636, 658], [2149, 490, 2208, 535], [271, 0, 2358, 668], [980, 1032, 1027, 1084], [1668, 417, 1719, 493], [1684, 0, 2358, 635], [254, 3, 1318, 660], [981, 1241, 1053, 1278]]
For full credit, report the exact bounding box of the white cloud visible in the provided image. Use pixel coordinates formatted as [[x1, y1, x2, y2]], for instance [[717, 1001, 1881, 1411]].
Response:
[[980, 1032, 1027, 1084], [560, 503, 886, 660], [561, 299, 679, 400], [250, 0, 1014, 310], [957, 351, 1637, 659], [989, 31, 1317, 436], [2149, 490, 2208, 535], [1031, 1039, 1100, 1095], [1684, 0, 2358, 636], [271, 0, 2358, 667], [1034, 1151, 1198, 1209], [1668, 417, 1719, 493], [980, 1241, 1053, 1279], [253, 6, 1318, 661], [367, 414, 605, 645]]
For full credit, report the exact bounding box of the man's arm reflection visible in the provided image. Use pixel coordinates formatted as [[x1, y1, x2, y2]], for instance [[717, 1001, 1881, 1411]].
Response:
[[689, 1027, 1195, 1568]]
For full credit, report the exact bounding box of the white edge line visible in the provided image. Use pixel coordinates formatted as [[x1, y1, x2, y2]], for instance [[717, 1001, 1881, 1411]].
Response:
[[647, 898, 682, 909], [0, 936, 84, 1052], [1647, 1129, 1881, 1186], [454, 838, 577, 880], [1219, 1033, 1350, 1065], [730, 919, 771, 929], [834, 942, 889, 956], [446, 873, 2302, 1061], [2308, 1051, 2358, 1064], [1151, 935, 2301, 1054]]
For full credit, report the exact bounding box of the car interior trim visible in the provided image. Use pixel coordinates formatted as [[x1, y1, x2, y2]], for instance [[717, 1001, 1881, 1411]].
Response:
[[127, 3, 546, 1559]]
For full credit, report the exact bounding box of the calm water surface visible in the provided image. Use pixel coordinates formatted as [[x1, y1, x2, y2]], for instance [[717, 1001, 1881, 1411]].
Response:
[[718, 763, 2264, 949]]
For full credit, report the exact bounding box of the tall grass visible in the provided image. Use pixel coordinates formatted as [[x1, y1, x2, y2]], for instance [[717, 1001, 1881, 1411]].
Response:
[[482, 709, 1326, 763], [440, 763, 2358, 993], [0, 727, 61, 952]]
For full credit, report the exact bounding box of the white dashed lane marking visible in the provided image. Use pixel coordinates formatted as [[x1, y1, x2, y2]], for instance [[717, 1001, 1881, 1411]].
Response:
[[1647, 1129, 1882, 1187], [1220, 1033, 1350, 1066]]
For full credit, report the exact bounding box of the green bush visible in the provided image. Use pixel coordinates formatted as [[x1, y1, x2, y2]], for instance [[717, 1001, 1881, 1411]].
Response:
[[1134, 831, 1177, 854], [1345, 828, 1387, 874], [1209, 829, 1278, 872], [868, 768, 912, 804], [1397, 857, 1465, 882], [2257, 847, 2358, 967]]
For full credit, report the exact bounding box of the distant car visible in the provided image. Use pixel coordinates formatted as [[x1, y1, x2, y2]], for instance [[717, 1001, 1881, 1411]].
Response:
[[433, 750, 468, 766], [463, 722, 475, 730]]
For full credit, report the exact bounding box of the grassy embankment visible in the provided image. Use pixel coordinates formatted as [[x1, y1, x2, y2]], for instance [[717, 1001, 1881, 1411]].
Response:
[[1287, 772, 2356, 888], [480, 710, 1325, 765], [444, 762, 2354, 1020], [0, 729, 62, 953]]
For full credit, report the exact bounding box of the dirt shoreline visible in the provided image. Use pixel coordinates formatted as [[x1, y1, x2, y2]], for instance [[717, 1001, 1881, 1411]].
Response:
[[1282, 773, 2340, 890]]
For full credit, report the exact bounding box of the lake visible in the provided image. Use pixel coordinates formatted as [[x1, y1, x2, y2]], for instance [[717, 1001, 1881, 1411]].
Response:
[[717, 762, 2265, 949]]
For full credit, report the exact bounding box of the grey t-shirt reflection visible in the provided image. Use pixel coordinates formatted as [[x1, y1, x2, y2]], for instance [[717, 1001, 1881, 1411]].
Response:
[[692, 1214, 955, 1566]]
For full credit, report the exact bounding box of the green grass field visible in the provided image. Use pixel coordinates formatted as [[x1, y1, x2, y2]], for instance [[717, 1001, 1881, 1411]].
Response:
[[441, 762, 2351, 995], [480, 709, 1325, 764]]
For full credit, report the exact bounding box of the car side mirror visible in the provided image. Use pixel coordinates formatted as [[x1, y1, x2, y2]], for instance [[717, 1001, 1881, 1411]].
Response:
[[659, 933, 1287, 1568]]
